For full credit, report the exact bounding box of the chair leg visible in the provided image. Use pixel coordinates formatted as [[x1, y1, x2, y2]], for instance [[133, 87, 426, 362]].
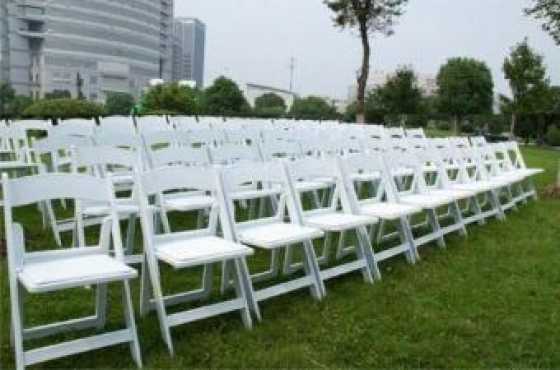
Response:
[[302, 240, 326, 299], [397, 217, 418, 263], [471, 195, 486, 226], [139, 256, 151, 317], [231, 260, 253, 329], [426, 209, 446, 248], [451, 201, 468, 237], [95, 283, 108, 330], [146, 256, 174, 356], [201, 263, 214, 300], [125, 214, 137, 256], [9, 280, 25, 370], [238, 258, 262, 321], [354, 227, 378, 282], [489, 190, 506, 221], [122, 280, 143, 368]]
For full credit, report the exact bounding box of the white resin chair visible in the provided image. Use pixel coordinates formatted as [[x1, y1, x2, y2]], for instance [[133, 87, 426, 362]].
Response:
[[3, 173, 141, 370], [338, 153, 421, 263], [283, 158, 380, 285], [220, 161, 326, 303], [135, 166, 256, 355]]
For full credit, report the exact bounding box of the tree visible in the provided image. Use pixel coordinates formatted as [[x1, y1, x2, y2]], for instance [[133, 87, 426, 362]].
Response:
[[0, 82, 15, 119], [105, 92, 135, 116], [436, 57, 494, 134], [502, 39, 550, 138], [202, 76, 250, 116], [525, 0, 560, 45], [253, 93, 287, 118], [289, 96, 338, 120], [142, 82, 197, 115], [325, 0, 408, 124], [374, 66, 424, 126]]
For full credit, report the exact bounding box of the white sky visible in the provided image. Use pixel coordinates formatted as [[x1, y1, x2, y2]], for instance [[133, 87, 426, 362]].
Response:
[[175, 0, 560, 100]]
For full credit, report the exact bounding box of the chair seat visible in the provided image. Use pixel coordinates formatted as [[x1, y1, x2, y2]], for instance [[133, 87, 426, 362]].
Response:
[[399, 193, 454, 209], [18, 254, 137, 293], [351, 172, 381, 182], [491, 173, 525, 184], [83, 199, 138, 216], [304, 212, 377, 232], [163, 195, 214, 212], [156, 236, 253, 268], [237, 222, 324, 249], [359, 201, 422, 220], [0, 161, 38, 170], [111, 173, 134, 185], [82, 199, 138, 217], [429, 188, 476, 200], [451, 181, 496, 193], [231, 186, 282, 201], [515, 168, 544, 177]]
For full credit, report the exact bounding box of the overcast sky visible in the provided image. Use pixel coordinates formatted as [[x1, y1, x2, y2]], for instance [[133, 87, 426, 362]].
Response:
[[175, 0, 560, 100]]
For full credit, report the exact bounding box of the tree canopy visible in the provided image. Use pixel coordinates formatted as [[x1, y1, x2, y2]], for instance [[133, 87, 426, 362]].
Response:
[[105, 92, 135, 116], [23, 98, 105, 120], [325, 0, 408, 123], [525, 0, 560, 45], [290, 96, 338, 120], [375, 66, 424, 119], [202, 76, 250, 116], [436, 57, 494, 132], [142, 83, 197, 115], [253, 93, 287, 118]]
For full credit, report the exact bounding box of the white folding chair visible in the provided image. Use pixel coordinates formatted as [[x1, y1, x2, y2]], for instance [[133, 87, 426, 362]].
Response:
[[220, 161, 326, 303], [338, 153, 421, 263], [135, 166, 256, 355], [283, 158, 380, 286], [3, 173, 141, 370]]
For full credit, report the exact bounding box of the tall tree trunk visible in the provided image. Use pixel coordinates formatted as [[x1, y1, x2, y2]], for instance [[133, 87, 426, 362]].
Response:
[[510, 112, 516, 139], [355, 20, 370, 125]]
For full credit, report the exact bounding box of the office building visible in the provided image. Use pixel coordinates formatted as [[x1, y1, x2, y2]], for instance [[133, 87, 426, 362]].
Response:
[[0, 0, 174, 101], [172, 17, 205, 88]]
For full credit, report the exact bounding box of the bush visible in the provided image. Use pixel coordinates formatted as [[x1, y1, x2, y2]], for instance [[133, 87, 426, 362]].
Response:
[[546, 125, 560, 146], [289, 96, 338, 121], [202, 77, 250, 116], [254, 93, 286, 118], [141, 83, 197, 115], [23, 98, 105, 120], [105, 92, 135, 116]]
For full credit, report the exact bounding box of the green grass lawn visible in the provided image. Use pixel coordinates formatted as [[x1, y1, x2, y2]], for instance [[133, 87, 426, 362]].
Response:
[[1, 146, 560, 369]]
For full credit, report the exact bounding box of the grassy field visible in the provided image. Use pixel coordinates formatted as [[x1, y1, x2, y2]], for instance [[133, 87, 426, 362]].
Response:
[[1, 146, 560, 369]]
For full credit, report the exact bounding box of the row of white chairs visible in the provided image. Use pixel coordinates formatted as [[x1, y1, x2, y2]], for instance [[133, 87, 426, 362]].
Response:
[[2, 123, 542, 369]]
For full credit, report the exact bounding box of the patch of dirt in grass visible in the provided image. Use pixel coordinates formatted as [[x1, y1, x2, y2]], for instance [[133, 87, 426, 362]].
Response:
[[542, 184, 560, 199]]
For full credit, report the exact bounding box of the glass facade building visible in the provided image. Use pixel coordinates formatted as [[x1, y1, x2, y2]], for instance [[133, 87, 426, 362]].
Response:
[[172, 17, 205, 88]]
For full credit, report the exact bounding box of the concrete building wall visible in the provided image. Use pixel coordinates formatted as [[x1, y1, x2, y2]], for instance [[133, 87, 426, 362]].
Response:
[[172, 18, 205, 88]]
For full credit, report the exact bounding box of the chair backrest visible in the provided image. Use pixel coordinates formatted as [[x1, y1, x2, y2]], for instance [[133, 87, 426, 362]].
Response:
[[259, 140, 303, 161], [54, 119, 96, 137], [135, 115, 170, 133], [209, 143, 261, 165], [93, 131, 142, 149], [32, 135, 93, 155], [142, 130, 188, 150], [148, 146, 210, 169], [3, 173, 122, 269], [14, 119, 52, 134], [99, 116, 136, 135], [72, 146, 139, 178]]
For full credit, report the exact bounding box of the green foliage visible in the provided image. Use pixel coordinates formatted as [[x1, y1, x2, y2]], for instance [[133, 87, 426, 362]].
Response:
[[142, 83, 197, 115], [45, 90, 72, 100], [105, 92, 135, 116], [375, 66, 424, 115], [437, 58, 494, 119], [6, 95, 34, 119], [545, 125, 560, 146], [503, 39, 551, 115], [202, 77, 250, 116], [324, 0, 409, 36], [253, 93, 286, 118], [289, 96, 338, 120], [23, 98, 105, 119], [525, 0, 560, 45]]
